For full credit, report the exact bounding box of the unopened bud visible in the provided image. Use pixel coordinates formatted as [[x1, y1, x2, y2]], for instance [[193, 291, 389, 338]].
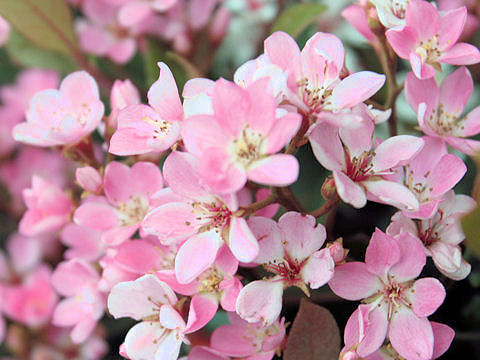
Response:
[[327, 238, 348, 265], [76, 166, 102, 193], [321, 175, 337, 201]]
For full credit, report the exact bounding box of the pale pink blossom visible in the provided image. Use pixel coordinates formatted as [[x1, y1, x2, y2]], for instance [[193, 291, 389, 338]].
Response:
[[51, 259, 106, 343], [182, 78, 301, 194], [157, 245, 242, 329], [143, 151, 260, 281], [385, 136, 466, 219], [210, 312, 286, 360], [329, 229, 445, 359], [3, 265, 58, 327], [236, 212, 335, 325], [370, 0, 409, 28], [109, 63, 183, 155], [19, 176, 74, 237], [12, 71, 104, 146], [386, 0, 480, 79], [405, 67, 480, 155], [74, 161, 163, 246], [387, 190, 475, 280], [309, 106, 423, 210], [108, 274, 199, 360], [61, 223, 105, 262]]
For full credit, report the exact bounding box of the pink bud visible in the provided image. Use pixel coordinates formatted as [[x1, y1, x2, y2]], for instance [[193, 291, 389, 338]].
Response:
[[342, 350, 360, 360], [110, 79, 140, 114], [327, 238, 348, 264], [76, 166, 102, 193]]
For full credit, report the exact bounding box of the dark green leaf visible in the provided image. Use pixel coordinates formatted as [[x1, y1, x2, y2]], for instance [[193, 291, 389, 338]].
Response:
[[271, 3, 327, 38]]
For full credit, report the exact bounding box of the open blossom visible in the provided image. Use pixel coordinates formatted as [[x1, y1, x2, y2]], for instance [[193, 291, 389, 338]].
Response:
[[51, 259, 105, 343], [405, 67, 480, 155], [387, 190, 475, 280], [309, 106, 423, 210], [329, 229, 445, 360], [12, 71, 104, 146], [386, 0, 480, 79], [109, 62, 183, 155], [108, 274, 200, 360], [236, 212, 335, 325], [238, 31, 385, 128], [182, 77, 301, 194], [386, 136, 466, 219], [370, 0, 409, 28], [74, 161, 164, 246], [19, 175, 74, 237], [143, 151, 259, 282], [157, 245, 242, 330], [210, 312, 286, 360]]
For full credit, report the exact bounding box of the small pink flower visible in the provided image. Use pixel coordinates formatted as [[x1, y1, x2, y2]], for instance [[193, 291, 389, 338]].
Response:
[[387, 190, 475, 280], [210, 312, 286, 360], [329, 229, 445, 359], [236, 212, 335, 325], [12, 71, 104, 146], [51, 259, 106, 343], [19, 176, 74, 237], [405, 67, 480, 155], [386, 0, 480, 79], [143, 151, 260, 282], [107, 274, 198, 360], [109, 63, 183, 155], [182, 78, 301, 194], [309, 106, 423, 210], [74, 161, 164, 246]]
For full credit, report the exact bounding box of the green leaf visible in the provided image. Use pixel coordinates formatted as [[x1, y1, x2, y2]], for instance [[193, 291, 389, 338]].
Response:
[[0, 0, 78, 57], [462, 204, 480, 258], [271, 3, 327, 38], [284, 299, 340, 360], [6, 30, 76, 74]]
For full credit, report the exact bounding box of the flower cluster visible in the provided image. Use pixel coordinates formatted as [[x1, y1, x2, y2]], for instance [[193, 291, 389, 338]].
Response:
[[0, 0, 479, 359]]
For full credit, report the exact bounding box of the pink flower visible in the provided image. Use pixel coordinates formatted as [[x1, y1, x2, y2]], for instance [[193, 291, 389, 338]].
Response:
[[74, 161, 164, 246], [386, 0, 480, 79], [329, 229, 445, 359], [117, 0, 178, 27], [386, 136, 466, 219], [109, 63, 183, 155], [61, 224, 106, 262], [308, 107, 423, 210], [143, 151, 260, 281], [405, 67, 480, 155], [387, 190, 475, 280], [19, 176, 74, 237], [157, 245, 242, 330], [107, 274, 198, 360], [51, 259, 106, 343], [3, 265, 58, 327], [236, 212, 335, 325], [12, 71, 104, 146], [240, 31, 385, 128], [341, 4, 377, 42], [182, 78, 301, 194], [370, 0, 409, 28], [210, 312, 286, 360]]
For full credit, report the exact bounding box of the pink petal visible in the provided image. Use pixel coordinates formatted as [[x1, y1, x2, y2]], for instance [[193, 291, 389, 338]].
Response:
[[229, 216, 259, 263], [364, 180, 419, 212], [341, 5, 376, 42], [265, 112, 301, 154], [371, 135, 424, 172], [365, 229, 401, 280], [461, 106, 480, 136], [108, 38, 136, 64], [244, 78, 277, 134], [163, 151, 207, 199], [389, 308, 434, 360], [410, 278, 446, 317], [132, 161, 163, 197], [439, 42, 480, 65], [181, 115, 226, 155], [184, 294, 218, 333], [309, 123, 346, 171], [439, 66, 472, 116], [248, 154, 299, 187], [148, 62, 183, 122], [211, 324, 258, 357], [235, 280, 283, 325], [104, 161, 133, 204], [385, 26, 418, 60], [159, 304, 186, 330], [51, 259, 98, 296], [333, 170, 367, 209], [188, 346, 230, 360], [153, 329, 183, 360], [73, 202, 117, 230], [330, 72, 385, 110], [175, 230, 221, 284], [109, 127, 152, 156], [124, 321, 166, 359], [328, 262, 381, 301], [431, 322, 455, 359], [278, 211, 326, 263], [405, 0, 439, 41], [300, 248, 335, 289], [428, 154, 466, 198], [118, 1, 152, 27], [356, 305, 389, 357], [102, 224, 138, 246], [438, 7, 467, 50], [389, 232, 426, 282], [445, 136, 480, 155], [247, 216, 284, 265], [404, 72, 439, 116]]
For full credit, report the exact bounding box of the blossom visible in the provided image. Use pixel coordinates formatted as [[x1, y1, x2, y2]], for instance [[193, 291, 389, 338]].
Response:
[[386, 0, 480, 79], [386, 136, 466, 219], [236, 212, 334, 325], [181, 77, 301, 194], [12, 71, 104, 146], [210, 312, 286, 360], [108, 274, 199, 360], [74, 161, 163, 246], [387, 190, 475, 280], [329, 229, 445, 359], [109, 62, 183, 155], [19, 176, 74, 237], [309, 106, 423, 210], [61, 224, 105, 262], [143, 151, 259, 282], [370, 0, 409, 28], [51, 259, 106, 343], [405, 67, 480, 154]]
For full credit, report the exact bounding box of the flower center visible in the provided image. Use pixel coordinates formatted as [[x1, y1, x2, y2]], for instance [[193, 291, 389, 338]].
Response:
[[264, 258, 302, 285], [391, 0, 408, 19], [193, 200, 232, 232], [297, 77, 333, 114], [198, 267, 224, 293], [117, 196, 149, 226], [229, 126, 265, 167], [427, 103, 463, 136], [345, 149, 376, 182], [142, 115, 172, 140], [403, 165, 432, 203], [415, 35, 441, 65]]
